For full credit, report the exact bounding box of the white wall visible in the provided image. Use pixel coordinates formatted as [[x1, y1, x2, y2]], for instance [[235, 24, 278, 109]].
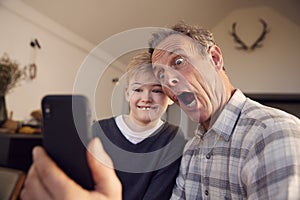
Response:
[[213, 6, 300, 93], [0, 1, 95, 120]]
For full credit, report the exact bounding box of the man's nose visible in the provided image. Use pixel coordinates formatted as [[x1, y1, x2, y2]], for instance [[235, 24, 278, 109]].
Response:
[[161, 69, 179, 87]]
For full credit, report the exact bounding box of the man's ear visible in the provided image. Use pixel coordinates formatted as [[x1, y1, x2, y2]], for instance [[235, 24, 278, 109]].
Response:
[[208, 45, 224, 71]]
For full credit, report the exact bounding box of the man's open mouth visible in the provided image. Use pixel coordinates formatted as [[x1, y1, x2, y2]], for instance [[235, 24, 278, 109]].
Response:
[[177, 92, 196, 107]]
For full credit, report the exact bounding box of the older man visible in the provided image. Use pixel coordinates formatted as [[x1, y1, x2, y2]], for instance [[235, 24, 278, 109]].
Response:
[[149, 21, 300, 199]]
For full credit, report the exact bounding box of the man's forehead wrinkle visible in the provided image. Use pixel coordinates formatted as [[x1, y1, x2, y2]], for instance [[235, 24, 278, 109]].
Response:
[[156, 43, 180, 54], [154, 35, 194, 57], [153, 46, 182, 64], [152, 49, 166, 64]]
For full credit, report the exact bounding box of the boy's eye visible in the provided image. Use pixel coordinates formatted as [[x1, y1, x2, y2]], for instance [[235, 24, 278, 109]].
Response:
[[175, 57, 184, 66], [152, 89, 163, 93], [133, 88, 142, 92]]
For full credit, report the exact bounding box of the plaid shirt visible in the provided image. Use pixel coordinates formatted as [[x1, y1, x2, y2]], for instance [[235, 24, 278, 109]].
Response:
[[171, 90, 300, 200]]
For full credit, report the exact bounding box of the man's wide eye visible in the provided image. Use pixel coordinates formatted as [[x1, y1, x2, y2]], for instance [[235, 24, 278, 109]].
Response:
[[175, 58, 183, 65]]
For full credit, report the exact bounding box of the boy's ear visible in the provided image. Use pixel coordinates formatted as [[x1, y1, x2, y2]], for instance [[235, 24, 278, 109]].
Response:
[[125, 88, 130, 102], [167, 97, 174, 106]]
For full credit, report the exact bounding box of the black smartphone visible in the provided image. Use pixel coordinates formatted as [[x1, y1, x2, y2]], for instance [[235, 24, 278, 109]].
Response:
[[41, 95, 94, 190]]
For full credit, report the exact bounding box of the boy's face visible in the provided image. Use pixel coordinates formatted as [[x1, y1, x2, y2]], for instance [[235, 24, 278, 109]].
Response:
[[126, 71, 170, 126]]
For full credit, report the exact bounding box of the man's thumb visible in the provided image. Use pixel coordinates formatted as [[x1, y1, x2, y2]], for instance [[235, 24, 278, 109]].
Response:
[[86, 137, 122, 198]]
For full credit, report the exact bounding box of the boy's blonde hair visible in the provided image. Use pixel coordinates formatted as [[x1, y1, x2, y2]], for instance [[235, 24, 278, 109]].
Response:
[[126, 51, 154, 86]]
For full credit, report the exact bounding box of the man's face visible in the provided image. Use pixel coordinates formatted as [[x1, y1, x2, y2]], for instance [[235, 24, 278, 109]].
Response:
[[151, 34, 226, 126]]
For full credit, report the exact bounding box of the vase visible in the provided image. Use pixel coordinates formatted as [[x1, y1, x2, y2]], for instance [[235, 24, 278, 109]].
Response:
[[0, 96, 8, 126]]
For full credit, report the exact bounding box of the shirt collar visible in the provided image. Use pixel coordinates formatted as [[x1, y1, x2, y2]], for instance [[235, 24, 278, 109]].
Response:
[[196, 89, 247, 141]]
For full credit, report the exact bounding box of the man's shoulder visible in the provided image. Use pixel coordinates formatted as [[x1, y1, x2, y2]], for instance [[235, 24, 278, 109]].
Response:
[[242, 99, 299, 124], [239, 98, 300, 140]]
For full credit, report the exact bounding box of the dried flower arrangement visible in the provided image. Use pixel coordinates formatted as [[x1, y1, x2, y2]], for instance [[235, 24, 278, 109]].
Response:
[[0, 53, 27, 96]]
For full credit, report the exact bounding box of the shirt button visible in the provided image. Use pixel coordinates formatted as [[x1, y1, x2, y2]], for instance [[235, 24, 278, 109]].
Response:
[[206, 153, 211, 159], [205, 190, 209, 196]]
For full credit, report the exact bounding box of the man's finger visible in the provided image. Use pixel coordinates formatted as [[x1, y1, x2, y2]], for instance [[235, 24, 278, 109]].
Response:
[[21, 164, 52, 200], [30, 146, 86, 199]]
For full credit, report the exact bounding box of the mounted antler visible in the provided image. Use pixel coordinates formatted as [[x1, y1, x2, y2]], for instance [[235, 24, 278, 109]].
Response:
[[231, 22, 249, 50], [250, 19, 269, 50], [230, 18, 270, 51]]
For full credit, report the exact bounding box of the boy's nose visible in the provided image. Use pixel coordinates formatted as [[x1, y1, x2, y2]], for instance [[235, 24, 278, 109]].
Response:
[[141, 91, 152, 102]]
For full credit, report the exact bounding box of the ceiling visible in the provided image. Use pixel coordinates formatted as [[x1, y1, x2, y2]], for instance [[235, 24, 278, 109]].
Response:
[[22, 0, 300, 45]]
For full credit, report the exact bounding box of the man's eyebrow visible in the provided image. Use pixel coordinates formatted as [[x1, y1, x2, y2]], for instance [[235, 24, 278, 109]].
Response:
[[155, 46, 180, 55], [158, 47, 179, 55], [172, 48, 188, 56], [161, 48, 185, 57], [171, 48, 182, 54]]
